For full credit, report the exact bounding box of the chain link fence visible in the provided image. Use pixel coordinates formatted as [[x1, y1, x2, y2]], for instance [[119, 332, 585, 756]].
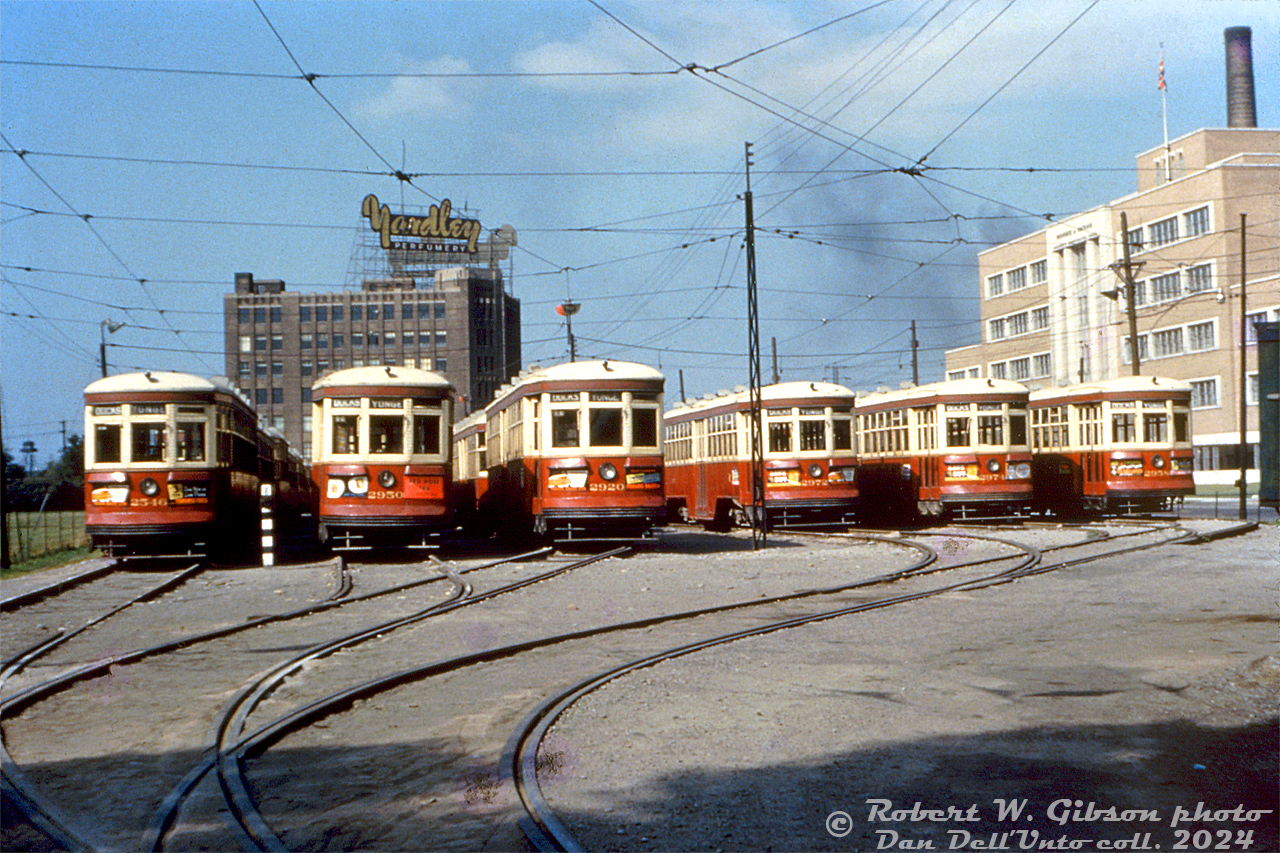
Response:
[[5, 510, 90, 565]]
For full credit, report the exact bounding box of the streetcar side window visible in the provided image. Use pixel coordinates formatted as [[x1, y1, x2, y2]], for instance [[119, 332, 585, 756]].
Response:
[[176, 422, 206, 462], [414, 414, 441, 454], [1173, 411, 1189, 443], [132, 423, 167, 462], [589, 407, 623, 446], [1112, 413, 1136, 443], [977, 415, 1003, 446], [370, 415, 403, 454], [768, 422, 792, 453], [552, 409, 579, 447], [800, 420, 825, 451], [832, 419, 852, 451], [333, 415, 359, 454], [1009, 413, 1026, 447], [95, 424, 122, 464], [945, 417, 970, 448], [1143, 414, 1167, 443], [632, 408, 658, 447]]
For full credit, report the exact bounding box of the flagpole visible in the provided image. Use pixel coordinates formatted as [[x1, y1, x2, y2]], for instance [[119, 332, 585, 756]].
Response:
[[1160, 46, 1171, 183]]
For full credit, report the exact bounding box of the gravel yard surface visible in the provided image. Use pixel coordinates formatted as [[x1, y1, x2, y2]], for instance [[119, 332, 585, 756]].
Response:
[[2, 520, 1275, 853]]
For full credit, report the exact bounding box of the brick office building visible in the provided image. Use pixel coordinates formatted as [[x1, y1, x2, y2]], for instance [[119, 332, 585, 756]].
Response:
[[224, 264, 520, 458]]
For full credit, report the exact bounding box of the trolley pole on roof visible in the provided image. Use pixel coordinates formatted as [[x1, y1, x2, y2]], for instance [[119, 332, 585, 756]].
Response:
[[744, 142, 766, 549]]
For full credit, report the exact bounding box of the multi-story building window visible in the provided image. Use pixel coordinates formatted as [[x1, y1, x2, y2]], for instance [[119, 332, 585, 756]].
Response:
[[1187, 321, 1216, 352], [1150, 271, 1181, 303], [1148, 216, 1179, 247], [987, 273, 1004, 298], [1033, 352, 1052, 377], [301, 361, 312, 377], [988, 318, 1006, 341], [301, 333, 313, 349], [1190, 378, 1218, 408], [255, 389, 267, 405], [1184, 206, 1209, 237], [1186, 263, 1213, 293], [1125, 226, 1144, 253], [271, 388, 283, 404], [333, 333, 344, 348], [254, 334, 267, 351], [317, 333, 328, 349], [1007, 267, 1026, 291], [435, 330, 448, 347], [352, 333, 364, 347], [1122, 334, 1150, 365], [990, 361, 1008, 379], [270, 306, 282, 323], [272, 361, 283, 376], [316, 305, 328, 322], [385, 332, 396, 348], [1010, 357, 1030, 380], [254, 307, 266, 323], [1031, 306, 1049, 330], [1030, 259, 1047, 284], [239, 335, 252, 353], [300, 306, 311, 322], [1009, 312, 1029, 336], [1151, 328, 1184, 358], [256, 362, 267, 378], [271, 334, 283, 350]]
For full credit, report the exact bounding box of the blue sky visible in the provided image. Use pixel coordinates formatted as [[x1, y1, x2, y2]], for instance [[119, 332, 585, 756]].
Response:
[[2, 0, 1276, 465]]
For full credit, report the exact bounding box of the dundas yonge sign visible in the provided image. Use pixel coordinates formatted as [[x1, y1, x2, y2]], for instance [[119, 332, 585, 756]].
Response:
[[361, 193, 483, 255]]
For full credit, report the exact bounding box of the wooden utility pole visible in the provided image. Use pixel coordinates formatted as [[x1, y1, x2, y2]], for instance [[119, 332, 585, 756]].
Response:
[[1118, 212, 1143, 376], [1239, 213, 1248, 520], [771, 337, 779, 385], [910, 320, 919, 385]]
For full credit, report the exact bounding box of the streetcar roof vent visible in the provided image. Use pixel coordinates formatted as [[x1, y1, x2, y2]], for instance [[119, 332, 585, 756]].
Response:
[[877, 385, 890, 392], [733, 385, 746, 393], [900, 381, 915, 389]]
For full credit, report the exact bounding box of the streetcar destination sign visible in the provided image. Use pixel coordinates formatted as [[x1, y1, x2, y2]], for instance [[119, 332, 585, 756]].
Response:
[[361, 193, 482, 255]]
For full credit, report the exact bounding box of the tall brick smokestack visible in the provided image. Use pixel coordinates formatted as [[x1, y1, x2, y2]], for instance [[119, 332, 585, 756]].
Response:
[[1224, 27, 1257, 128]]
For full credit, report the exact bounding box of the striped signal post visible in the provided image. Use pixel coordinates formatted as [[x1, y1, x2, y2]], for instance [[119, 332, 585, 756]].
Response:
[[260, 482, 276, 567]]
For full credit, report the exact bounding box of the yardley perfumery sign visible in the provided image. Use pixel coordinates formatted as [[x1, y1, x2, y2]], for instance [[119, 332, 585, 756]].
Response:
[[361, 193, 483, 256]]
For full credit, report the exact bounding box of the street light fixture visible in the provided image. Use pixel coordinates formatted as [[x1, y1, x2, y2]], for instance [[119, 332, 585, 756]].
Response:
[[100, 319, 125, 377]]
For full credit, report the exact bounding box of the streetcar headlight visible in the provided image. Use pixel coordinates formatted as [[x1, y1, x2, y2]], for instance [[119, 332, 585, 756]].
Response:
[[1008, 462, 1031, 480], [986, 458, 1001, 473], [808, 463, 824, 479], [598, 463, 618, 481], [377, 470, 398, 489], [140, 477, 160, 497], [1152, 454, 1165, 469]]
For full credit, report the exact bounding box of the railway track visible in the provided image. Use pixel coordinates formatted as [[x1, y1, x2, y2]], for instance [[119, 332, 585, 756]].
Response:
[[0, 520, 1206, 852], [202, 522, 1189, 851]]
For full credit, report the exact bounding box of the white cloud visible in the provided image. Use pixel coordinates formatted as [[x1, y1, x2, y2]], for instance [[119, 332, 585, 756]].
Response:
[[356, 55, 479, 118]]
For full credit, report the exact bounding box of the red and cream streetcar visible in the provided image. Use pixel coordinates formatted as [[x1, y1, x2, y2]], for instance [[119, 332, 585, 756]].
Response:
[[310, 365, 454, 549], [664, 381, 859, 530], [1029, 376, 1194, 515], [479, 359, 665, 540], [84, 370, 263, 558], [450, 409, 489, 535], [855, 378, 1033, 520]]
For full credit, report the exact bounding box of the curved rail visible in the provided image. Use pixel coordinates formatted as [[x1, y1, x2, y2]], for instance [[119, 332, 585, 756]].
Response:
[[507, 522, 1191, 850], [206, 536, 939, 850]]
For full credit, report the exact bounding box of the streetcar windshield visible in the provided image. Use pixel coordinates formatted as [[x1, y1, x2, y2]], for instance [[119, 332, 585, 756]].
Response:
[[131, 423, 166, 462], [588, 408, 622, 446]]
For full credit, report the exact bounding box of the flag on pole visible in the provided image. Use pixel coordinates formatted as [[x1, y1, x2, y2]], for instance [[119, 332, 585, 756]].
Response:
[[1158, 56, 1167, 91]]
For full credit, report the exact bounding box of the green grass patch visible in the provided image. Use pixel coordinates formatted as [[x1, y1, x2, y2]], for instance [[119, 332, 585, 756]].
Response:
[[2, 546, 102, 579]]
